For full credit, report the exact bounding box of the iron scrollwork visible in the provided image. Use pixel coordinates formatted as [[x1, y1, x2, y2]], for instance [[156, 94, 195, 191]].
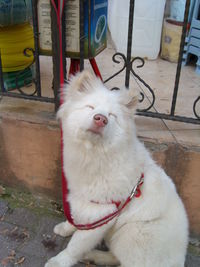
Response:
[[103, 53, 155, 112], [193, 96, 200, 119], [15, 47, 37, 96], [103, 52, 127, 84], [130, 57, 155, 112]]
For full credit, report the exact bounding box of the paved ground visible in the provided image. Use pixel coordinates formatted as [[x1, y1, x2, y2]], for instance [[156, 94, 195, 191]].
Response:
[[0, 187, 200, 267]]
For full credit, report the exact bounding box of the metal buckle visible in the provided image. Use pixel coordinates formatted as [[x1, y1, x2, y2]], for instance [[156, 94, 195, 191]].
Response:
[[130, 184, 138, 199], [130, 176, 144, 199]]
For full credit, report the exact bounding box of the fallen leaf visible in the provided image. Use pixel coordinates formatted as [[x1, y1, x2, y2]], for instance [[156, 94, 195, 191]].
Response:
[[15, 256, 25, 265], [10, 250, 16, 257], [0, 228, 9, 235], [85, 263, 96, 267], [28, 201, 34, 207], [19, 197, 25, 203], [1, 256, 15, 266], [84, 260, 95, 267], [11, 226, 18, 233], [22, 229, 30, 239], [0, 215, 5, 221], [0, 185, 6, 196]]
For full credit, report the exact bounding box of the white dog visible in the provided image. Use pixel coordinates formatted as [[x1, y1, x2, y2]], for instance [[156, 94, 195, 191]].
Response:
[[45, 71, 188, 267]]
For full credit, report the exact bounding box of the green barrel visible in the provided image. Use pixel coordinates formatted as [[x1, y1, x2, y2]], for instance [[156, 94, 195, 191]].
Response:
[[0, 0, 32, 26]]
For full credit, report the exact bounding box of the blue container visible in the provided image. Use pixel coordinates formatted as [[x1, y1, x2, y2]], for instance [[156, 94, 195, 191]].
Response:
[[90, 0, 108, 57], [69, 0, 108, 58], [170, 0, 196, 22], [0, 0, 32, 26], [38, 0, 108, 58], [170, 0, 186, 22]]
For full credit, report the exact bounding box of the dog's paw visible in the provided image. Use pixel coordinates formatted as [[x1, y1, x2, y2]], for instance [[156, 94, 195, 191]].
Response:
[[45, 252, 75, 267], [83, 250, 120, 266], [54, 221, 75, 237], [44, 257, 62, 267]]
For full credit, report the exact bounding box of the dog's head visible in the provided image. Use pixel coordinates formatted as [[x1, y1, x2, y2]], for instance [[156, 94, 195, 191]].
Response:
[[57, 71, 137, 148]]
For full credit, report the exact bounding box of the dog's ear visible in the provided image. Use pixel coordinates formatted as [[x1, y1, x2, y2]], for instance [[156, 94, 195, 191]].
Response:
[[57, 71, 97, 120], [69, 70, 96, 93], [125, 94, 138, 110], [56, 102, 67, 120], [120, 87, 138, 111]]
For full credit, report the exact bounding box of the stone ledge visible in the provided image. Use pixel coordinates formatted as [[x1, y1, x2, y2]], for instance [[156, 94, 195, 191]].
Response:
[[0, 97, 199, 236], [0, 96, 57, 126]]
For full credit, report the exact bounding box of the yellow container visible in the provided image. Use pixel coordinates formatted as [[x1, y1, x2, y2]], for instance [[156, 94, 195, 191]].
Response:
[[161, 19, 183, 63], [0, 23, 34, 72]]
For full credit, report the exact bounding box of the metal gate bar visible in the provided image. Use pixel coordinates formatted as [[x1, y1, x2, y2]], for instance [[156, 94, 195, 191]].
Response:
[[170, 0, 191, 116], [125, 0, 135, 88], [79, 0, 85, 71], [32, 0, 42, 97]]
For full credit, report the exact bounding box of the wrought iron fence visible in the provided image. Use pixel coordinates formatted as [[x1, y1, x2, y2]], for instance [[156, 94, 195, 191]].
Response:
[[101, 0, 200, 125], [0, 0, 199, 125]]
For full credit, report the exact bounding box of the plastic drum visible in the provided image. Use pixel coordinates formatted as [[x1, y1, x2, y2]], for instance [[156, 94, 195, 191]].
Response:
[[0, 23, 34, 72], [0, 0, 32, 26]]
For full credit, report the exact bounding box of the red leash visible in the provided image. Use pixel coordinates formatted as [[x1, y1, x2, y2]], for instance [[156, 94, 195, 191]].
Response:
[[52, 0, 144, 230], [50, 0, 73, 227]]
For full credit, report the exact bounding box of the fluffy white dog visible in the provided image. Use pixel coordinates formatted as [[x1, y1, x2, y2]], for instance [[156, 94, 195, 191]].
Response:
[[45, 71, 188, 267]]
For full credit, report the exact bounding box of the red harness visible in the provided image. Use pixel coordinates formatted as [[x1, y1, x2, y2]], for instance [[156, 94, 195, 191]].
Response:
[[62, 173, 144, 230]]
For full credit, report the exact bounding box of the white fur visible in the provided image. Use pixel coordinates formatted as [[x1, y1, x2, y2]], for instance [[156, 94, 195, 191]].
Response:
[[45, 71, 188, 267]]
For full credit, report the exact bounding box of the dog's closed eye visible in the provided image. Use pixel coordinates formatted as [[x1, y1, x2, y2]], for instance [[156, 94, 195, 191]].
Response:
[[85, 105, 95, 110], [109, 112, 117, 119]]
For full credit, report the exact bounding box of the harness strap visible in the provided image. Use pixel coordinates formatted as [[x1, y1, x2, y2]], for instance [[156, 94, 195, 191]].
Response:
[[63, 173, 144, 230]]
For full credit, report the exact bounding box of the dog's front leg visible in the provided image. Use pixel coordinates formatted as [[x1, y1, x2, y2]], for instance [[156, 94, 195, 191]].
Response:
[[44, 221, 114, 267], [54, 220, 76, 237]]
